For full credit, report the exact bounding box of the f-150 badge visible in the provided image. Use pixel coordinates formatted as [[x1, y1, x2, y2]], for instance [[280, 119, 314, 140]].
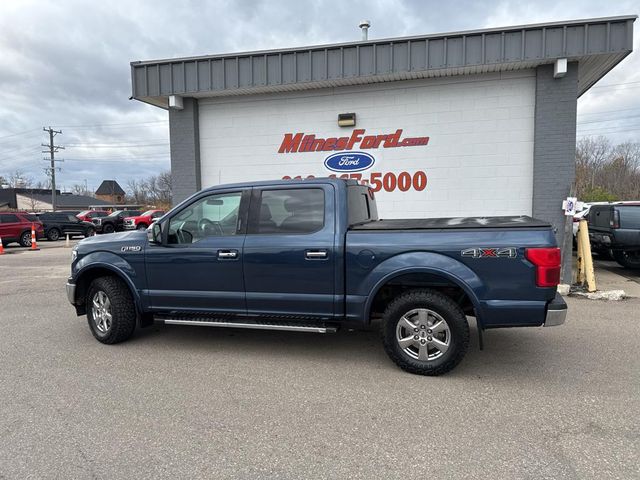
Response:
[[461, 247, 517, 258], [121, 246, 142, 252]]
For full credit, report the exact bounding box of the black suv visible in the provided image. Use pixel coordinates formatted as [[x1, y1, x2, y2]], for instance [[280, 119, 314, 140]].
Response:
[[588, 203, 640, 269], [37, 212, 96, 241], [92, 210, 141, 234]]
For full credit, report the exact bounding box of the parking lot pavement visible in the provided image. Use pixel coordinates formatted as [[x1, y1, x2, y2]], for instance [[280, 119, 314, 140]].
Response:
[[1, 248, 639, 479]]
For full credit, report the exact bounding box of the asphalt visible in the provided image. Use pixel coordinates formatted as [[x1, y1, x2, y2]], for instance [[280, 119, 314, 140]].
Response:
[[0, 244, 639, 479]]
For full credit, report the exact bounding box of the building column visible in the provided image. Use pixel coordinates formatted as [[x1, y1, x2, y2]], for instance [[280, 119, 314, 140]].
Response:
[[169, 97, 201, 205], [533, 62, 578, 284]]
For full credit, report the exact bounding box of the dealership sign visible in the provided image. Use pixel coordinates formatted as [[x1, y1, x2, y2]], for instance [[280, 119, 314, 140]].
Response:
[[278, 128, 429, 153], [324, 152, 375, 172]]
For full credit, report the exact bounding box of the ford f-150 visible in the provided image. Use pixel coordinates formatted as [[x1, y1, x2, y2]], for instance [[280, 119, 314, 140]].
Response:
[[66, 178, 566, 375]]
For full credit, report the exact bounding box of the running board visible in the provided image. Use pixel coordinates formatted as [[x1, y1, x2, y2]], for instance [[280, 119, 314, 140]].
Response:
[[157, 317, 337, 334]]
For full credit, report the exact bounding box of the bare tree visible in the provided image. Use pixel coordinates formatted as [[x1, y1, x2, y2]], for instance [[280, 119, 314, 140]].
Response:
[[8, 170, 33, 188], [126, 171, 172, 209]]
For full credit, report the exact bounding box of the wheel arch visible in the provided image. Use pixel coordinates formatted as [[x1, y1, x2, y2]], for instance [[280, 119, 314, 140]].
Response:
[[362, 252, 486, 325], [74, 263, 142, 316]]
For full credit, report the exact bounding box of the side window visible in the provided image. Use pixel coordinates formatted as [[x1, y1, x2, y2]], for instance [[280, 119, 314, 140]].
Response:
[[0, 214, 20, 223], [253, 188, 324, 234], [67, 215, 79, 222], [167, 191, 242, 244]]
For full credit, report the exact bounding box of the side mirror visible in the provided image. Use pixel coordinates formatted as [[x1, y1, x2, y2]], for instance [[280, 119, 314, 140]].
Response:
[[148, 222, 162, 244]]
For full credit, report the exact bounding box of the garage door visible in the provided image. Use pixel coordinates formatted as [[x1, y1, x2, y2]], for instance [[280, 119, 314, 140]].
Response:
[[199, 71, 535, 219]]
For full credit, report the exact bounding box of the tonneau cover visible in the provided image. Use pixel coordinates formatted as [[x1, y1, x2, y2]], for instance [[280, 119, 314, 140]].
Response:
[[350, 216, 551, 231]]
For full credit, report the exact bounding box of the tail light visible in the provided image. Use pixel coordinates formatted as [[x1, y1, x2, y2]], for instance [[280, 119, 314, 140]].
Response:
[[525, 247, 561, 287], [610, 210, 620, 229]]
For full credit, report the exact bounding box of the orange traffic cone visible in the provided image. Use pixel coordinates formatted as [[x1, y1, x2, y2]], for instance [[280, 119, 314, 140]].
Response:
[[30, 223, 40, 251], [0, 236, 4, 255]]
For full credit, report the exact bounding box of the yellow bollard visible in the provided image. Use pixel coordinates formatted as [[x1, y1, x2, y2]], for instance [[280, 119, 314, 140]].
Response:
[[577, 219, 596, 292]]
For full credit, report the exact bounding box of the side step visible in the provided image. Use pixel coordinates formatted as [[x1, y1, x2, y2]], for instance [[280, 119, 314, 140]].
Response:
[[155, 316, 337, 334]]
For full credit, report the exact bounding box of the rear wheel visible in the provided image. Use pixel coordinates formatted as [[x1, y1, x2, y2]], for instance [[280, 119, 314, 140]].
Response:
[[613, 250, 640, 269], [103, 223, 115, 234], [381, 290, 469, 376], [19, 231, 32, 247], [47, 228, 61, 241], [86, 276, 137, 344]]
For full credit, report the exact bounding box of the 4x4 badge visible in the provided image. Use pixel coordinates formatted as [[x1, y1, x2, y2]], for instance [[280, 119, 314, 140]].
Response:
[[461, 247, 517, 258]]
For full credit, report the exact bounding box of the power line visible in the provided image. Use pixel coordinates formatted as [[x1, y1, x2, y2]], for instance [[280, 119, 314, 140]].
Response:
[[578, 106, 640, 116], [578, 114, 640, 125], [54, 120, 168, 128], [0, 128, 40, 140], [66, 142, 169, 148], [590, 80, 640, 89]]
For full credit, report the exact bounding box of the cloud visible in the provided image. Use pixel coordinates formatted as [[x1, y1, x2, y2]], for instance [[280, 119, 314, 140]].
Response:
[[1, 0, 639, 192]]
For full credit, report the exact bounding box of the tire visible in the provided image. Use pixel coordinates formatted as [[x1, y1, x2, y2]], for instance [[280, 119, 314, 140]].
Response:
[[136, 223, 148, 230], [381, 289, 470, 376], [103, 223, 115, 234], [86, 276, 137, 344], [19, 231, 32, 247], [84, 228, 96, 238], [47, 228, 61, 241], [613, 250, 640, 269]]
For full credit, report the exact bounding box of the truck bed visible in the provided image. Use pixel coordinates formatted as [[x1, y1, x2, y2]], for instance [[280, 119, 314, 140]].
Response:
[[350, 216, 550, 231]]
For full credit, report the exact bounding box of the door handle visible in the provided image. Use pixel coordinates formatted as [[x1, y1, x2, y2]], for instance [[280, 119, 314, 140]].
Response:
[[218, 250, 238, 259], [305, 250, 328, 259]]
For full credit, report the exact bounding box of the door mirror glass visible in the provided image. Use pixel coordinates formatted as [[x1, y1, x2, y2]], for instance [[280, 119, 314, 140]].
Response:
[[148, 222, 162, 244]]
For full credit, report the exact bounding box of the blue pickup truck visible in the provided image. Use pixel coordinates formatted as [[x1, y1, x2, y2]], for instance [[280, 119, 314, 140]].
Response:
[[66, 178, 566, 375]]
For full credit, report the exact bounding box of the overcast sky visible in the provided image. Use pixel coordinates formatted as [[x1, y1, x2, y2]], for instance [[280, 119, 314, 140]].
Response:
[[1, 0, 639, 192]]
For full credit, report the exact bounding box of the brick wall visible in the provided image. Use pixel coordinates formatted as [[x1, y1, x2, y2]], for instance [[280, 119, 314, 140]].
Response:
[[169, 97, 201, 204], [533, 63, 578, 283]]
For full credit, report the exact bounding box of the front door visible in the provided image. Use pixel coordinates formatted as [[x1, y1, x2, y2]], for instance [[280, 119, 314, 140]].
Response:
[[243, 185, 336, 318], [144, 189, 249, 314]]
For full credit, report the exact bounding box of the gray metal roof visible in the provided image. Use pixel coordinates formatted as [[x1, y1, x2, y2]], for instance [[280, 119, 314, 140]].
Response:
[[19, 193, 110, 208], [131, 15, 636, 108]]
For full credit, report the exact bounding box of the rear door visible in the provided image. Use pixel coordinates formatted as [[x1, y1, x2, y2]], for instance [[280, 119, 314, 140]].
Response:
[[243, 184, 336, 318], [0, 213, 21, 243]]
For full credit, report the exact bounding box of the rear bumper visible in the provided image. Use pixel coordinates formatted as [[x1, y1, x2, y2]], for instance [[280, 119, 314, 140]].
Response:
[[544, 293, 567, 327]]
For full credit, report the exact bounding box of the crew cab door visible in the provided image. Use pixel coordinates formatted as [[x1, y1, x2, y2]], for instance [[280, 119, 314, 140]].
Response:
[[144, 188, 250, 314], [243, 184, 336, 318]]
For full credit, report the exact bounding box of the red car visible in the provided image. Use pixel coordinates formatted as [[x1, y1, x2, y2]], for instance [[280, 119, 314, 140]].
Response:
[[123, 209, 165, 230], [76, 210, 110, 222], [0, 212, 45, 247]]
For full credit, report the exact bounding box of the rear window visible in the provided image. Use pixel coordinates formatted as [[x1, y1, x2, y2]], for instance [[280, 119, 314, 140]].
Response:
[[617, 206, 640, 229], [252, 188, 324, 234], [348, 185, 378, 226]]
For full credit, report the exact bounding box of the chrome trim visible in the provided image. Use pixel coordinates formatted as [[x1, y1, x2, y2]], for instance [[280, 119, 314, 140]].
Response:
[[218, 251, 238, 259], [544, 308, 566, 327], [161, 318, 336, 333], [66, 282, 76, 305], [306, 251, 328, 258]]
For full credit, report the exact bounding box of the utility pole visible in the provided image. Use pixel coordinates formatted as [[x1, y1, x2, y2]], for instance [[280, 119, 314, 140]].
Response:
[[42, 127, 64, 211]]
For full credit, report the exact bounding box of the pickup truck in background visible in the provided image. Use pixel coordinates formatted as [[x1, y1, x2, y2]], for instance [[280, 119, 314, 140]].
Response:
[[66, 178, 566, 376], [92, 210, 141, 234], [588, 203, 640, 269], [123, 209, 165, 230]]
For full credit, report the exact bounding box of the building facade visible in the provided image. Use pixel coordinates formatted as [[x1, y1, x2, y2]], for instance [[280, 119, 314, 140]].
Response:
[[131, 16, 636, 281]]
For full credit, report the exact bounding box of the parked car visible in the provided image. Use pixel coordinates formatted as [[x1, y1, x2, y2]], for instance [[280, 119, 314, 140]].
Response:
[[0, 212, 45, 247], [123, 209, 165, 230], [76, 210, 110, 222], [587, 203, 640, 269], [66, 178, 566, 376], [37, 212, 96, 241], [92, 210, 141, 234]]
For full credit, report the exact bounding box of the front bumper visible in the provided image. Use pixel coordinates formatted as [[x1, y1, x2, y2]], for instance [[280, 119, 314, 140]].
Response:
[[66, 279, 76, 305], [124, 224, 136, 230], [544, 293, 567, 327]]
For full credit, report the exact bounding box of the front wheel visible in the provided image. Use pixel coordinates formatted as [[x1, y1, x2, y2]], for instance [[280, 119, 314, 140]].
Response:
[[103, 223, 115, 234], [136, 223, 148, 230], [86, 276, 137, 344], [381, 290, 469, 376], [613, 250, 640, 269], [84, 228, 96, 238]]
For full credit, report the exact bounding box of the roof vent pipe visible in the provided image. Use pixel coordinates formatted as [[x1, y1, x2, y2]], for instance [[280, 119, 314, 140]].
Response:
[[359, 20, 371, 41]]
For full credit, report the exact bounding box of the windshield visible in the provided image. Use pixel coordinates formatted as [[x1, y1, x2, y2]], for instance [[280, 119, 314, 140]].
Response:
[[108, 211, 123, 217], [140, 210, 155, 217]]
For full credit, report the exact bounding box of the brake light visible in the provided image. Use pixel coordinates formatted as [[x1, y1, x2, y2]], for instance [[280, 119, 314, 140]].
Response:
[[525, 248, 561, 287], [610, 210, 620, 229]]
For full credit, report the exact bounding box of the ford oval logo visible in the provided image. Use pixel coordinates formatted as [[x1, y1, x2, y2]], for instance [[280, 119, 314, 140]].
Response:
[[324, 151, 375, 172]]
